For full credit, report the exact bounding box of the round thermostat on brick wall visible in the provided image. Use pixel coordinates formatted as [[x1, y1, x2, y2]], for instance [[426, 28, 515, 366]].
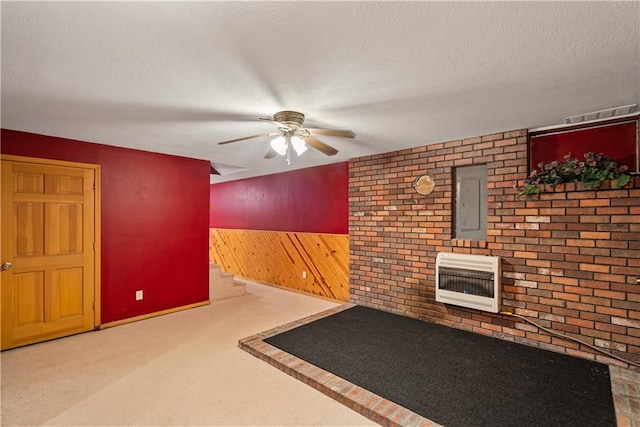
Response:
[[414, 174, 435, 195]]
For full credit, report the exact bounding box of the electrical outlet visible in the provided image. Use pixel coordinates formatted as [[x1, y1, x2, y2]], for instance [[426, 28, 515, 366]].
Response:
[[302, 271, 307, 279], [136, 290, 143, 301]]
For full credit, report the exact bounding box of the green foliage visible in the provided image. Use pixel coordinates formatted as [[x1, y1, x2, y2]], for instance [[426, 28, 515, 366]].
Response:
[[518, 184, 541, 196], [517, 152, 630, 196], [616, 173, 631, 188]]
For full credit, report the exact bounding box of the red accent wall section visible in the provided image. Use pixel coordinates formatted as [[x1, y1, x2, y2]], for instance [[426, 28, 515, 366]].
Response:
[[1, 129, 210, 324], [530, 120, 638, 173], [210, 162, 349, 234]]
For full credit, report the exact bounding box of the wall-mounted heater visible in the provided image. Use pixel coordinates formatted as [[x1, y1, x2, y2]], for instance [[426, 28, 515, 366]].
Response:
[[436, 253, 501, 313]]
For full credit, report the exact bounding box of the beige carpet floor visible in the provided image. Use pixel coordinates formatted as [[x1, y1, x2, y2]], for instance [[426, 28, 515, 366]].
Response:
[[1, 281, 376, 426]]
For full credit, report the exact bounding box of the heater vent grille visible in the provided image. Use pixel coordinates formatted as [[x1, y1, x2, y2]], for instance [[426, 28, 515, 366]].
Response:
[[436, 253, 501, 313], [438, 267, 494, 298]]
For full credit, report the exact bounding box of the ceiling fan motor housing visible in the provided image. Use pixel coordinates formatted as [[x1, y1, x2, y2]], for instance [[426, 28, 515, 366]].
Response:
[[274, 110, 305, 130]]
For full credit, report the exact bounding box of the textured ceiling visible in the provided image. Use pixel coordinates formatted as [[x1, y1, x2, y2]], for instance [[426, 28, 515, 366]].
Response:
[[2, 2, 639, 183]]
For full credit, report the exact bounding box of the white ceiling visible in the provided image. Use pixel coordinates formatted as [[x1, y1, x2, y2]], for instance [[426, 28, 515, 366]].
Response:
[[2, 2, 639, 183]]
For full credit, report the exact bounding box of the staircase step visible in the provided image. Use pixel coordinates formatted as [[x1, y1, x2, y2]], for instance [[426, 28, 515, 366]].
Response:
[[209, 266, 246, 301]]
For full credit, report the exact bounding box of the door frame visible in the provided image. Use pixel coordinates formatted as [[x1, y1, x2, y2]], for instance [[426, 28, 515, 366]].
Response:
[[1, 154, 102, 329]]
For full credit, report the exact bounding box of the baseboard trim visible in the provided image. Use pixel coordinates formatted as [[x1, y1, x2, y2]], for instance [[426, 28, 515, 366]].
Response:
[[238, 277, 346, 304], [98, 301, 210, 329]]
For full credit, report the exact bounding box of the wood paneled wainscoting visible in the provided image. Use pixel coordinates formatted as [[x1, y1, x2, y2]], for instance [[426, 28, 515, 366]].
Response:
[[209, 229, 349, 302]]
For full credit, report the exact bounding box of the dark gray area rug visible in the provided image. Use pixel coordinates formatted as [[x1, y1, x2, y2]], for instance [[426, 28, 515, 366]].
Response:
[[265, 305, 616, 427]]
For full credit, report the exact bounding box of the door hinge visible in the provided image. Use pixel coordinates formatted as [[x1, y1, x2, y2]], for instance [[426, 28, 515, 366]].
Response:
[[93, 242, 96, 251], [92, 182, 96, 190]]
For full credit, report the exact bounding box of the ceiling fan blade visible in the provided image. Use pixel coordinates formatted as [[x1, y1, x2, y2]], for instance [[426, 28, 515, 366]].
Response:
[[302, 135, 339, 156], [259, 117, 292, 131], [264, 148, 278, 159], [306, 128, 356, 138], [217, 132, 279, 145]]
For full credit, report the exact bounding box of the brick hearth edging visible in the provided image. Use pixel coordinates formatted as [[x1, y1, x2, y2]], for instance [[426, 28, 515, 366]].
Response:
[[238, 304, 640, 427], [238, 303, 440, 427]]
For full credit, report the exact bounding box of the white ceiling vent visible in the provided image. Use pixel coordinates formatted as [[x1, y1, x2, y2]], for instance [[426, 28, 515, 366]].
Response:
[[565, 104, 638, 124]]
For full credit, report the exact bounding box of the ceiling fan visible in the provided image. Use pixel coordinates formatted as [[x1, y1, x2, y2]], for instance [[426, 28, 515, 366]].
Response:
[[217, 110, 356, 164]]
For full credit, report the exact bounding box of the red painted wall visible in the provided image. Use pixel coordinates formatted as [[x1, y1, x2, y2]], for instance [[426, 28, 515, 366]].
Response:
[[1, 129, 210, 323], [530, 120, 638, 172], [210, 162, 349, 234]]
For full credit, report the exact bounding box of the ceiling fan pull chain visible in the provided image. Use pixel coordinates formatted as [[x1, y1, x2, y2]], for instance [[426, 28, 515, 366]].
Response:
[[286, 139, 291, 165]]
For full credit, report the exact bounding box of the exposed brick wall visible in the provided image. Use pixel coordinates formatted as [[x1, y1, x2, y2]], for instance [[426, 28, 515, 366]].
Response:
[[349, 129, 640, 365]]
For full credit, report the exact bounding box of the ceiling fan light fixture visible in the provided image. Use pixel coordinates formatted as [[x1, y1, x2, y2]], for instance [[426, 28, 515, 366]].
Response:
[[270, 136, 287, 155], [291, 136, 307, 155], [217, 110, 354, 164]]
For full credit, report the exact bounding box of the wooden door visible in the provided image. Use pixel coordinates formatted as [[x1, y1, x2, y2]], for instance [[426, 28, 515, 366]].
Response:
[[1, 157, 99, 350]]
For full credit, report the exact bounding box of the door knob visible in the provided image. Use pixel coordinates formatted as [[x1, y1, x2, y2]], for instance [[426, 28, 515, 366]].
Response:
[[2, 262, 12, 270]]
